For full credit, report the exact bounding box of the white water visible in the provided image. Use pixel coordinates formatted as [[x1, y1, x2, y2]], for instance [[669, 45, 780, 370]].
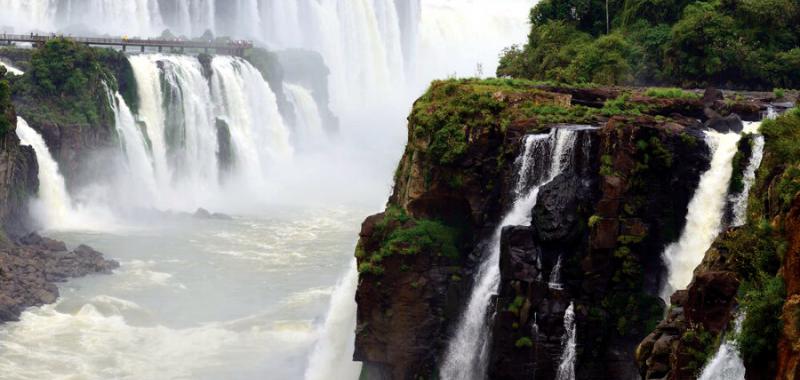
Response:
[[730, 122, 765, 227], [107, 88, 159, 209], [14, 117, 113, 230], [555, 302, 577, 380], [304, 260, 361, 380], [698, 314, 746, 380], [548, 255, 564, 290], [0, 59, 24, 75], [441, 127, 585, 379], [662, 131, 742, 298], [124, 54, 292, 212], [0, 2, 536, 378], [14, 117, 74, 229], [0, 0, 532, 110], [0, 207, 364, 379], [285, 83, 326, 149]]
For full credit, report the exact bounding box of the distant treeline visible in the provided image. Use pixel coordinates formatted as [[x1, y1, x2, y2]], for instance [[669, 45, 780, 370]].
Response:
[[498, 0, 800, 90]]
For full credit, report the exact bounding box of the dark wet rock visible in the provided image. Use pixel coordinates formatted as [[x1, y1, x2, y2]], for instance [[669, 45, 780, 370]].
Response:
[[0, 238, 118, 323], [705, 113, 743, 133]]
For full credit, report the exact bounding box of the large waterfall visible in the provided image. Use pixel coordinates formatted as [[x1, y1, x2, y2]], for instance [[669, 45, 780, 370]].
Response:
[[0, 1, 535, 379], [0, 0, 531, 109], [440, 127, 588, 379], [662, 131, 743, 298], [122, 54, 292, 211]]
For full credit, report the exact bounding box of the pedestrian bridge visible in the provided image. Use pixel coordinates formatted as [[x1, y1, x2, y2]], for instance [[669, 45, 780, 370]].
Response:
[[0, 33, 253, 56]]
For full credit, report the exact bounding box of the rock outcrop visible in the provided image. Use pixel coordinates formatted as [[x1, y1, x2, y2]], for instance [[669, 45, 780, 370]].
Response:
[[351, 79, 752, 380], [0, 233, 119, 322]]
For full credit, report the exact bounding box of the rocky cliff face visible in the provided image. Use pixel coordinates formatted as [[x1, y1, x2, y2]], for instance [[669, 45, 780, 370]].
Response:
[[489, 117, 710, 380], [0, 66, 38, 237], [354, 81, 571, 379], [351, 80, 770, 380]]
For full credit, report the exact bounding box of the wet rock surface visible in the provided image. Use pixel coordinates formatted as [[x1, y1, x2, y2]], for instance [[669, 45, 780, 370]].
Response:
[[0, 233, 118, 323]]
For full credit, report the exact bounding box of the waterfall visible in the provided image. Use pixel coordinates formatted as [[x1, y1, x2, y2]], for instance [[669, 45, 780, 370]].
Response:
[[303, 260, 362, 380], [548, 255, 564, 290], [106, 87, 159, 208], [284, 83, 325, 148], [127, 53, 292, 211], [0, 60, 24, 75], [555, 302, 577, 380], [0, 0, 531, 110], [730, 122, 765, 227], [662, 131, 742, 298], [698, 314, 746, 380], [15, 117, 73, 228], [210, 55, 292, 182], [440, 127, 586, 380]]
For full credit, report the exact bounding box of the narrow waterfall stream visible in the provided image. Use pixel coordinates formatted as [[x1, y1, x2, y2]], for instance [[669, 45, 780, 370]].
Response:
[[14, 117, 75, 229], [662, 130, 744, 298], [555, 302, 577, 380], [0, 60, 23, 75], [698, 314, 746, 380], [440, 127, 589, 379], [730, 123, 766, 227]]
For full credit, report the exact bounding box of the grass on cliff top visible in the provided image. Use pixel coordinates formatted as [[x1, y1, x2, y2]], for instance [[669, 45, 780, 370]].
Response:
[[357, 206, 460, 275], [643, 87, 701, 100], [409, 78, 664, 165]]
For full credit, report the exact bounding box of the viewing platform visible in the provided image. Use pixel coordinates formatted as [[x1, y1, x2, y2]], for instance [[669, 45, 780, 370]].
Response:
[[0, 33, 253, 56]]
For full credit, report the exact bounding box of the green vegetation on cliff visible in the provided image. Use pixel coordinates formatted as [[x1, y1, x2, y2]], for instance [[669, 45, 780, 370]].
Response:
[[0, 67, 12, 136], [499, 0, 800, 89], [7, 38, 137, 129], [357, 206, 461, 275], [718, 109, 800, 371]]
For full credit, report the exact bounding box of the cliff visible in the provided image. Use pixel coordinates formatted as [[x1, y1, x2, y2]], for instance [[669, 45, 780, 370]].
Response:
[[0, 65, 38, 237], [0, 51, 119, 324], [352, 79, 770, 379]]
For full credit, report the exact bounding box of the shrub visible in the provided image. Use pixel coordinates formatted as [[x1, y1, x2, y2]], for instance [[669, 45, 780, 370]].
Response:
[[644, 87, 700, 99], [737, 276, 786, 368], [515, 337, 534, 348], [774, 88, 786, 99]]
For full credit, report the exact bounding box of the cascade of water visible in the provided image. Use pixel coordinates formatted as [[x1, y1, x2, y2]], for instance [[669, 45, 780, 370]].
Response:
[[440, 127, 584, 380], [698, 314, 746, 380], [14, 117, 74, 229], [555, 302, 577, 380], [106, 87, 159, 209], [0, 0, 531, 113], [0, 60, 24, 75], [303, 260, 363, 380], [730, 122, 765, 227], [284, 83, 326, 148], [662, 131, 742, 298], [210, 55, 292, 185], [127, 53, 292, 211], [548, 255, 564, 290]]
